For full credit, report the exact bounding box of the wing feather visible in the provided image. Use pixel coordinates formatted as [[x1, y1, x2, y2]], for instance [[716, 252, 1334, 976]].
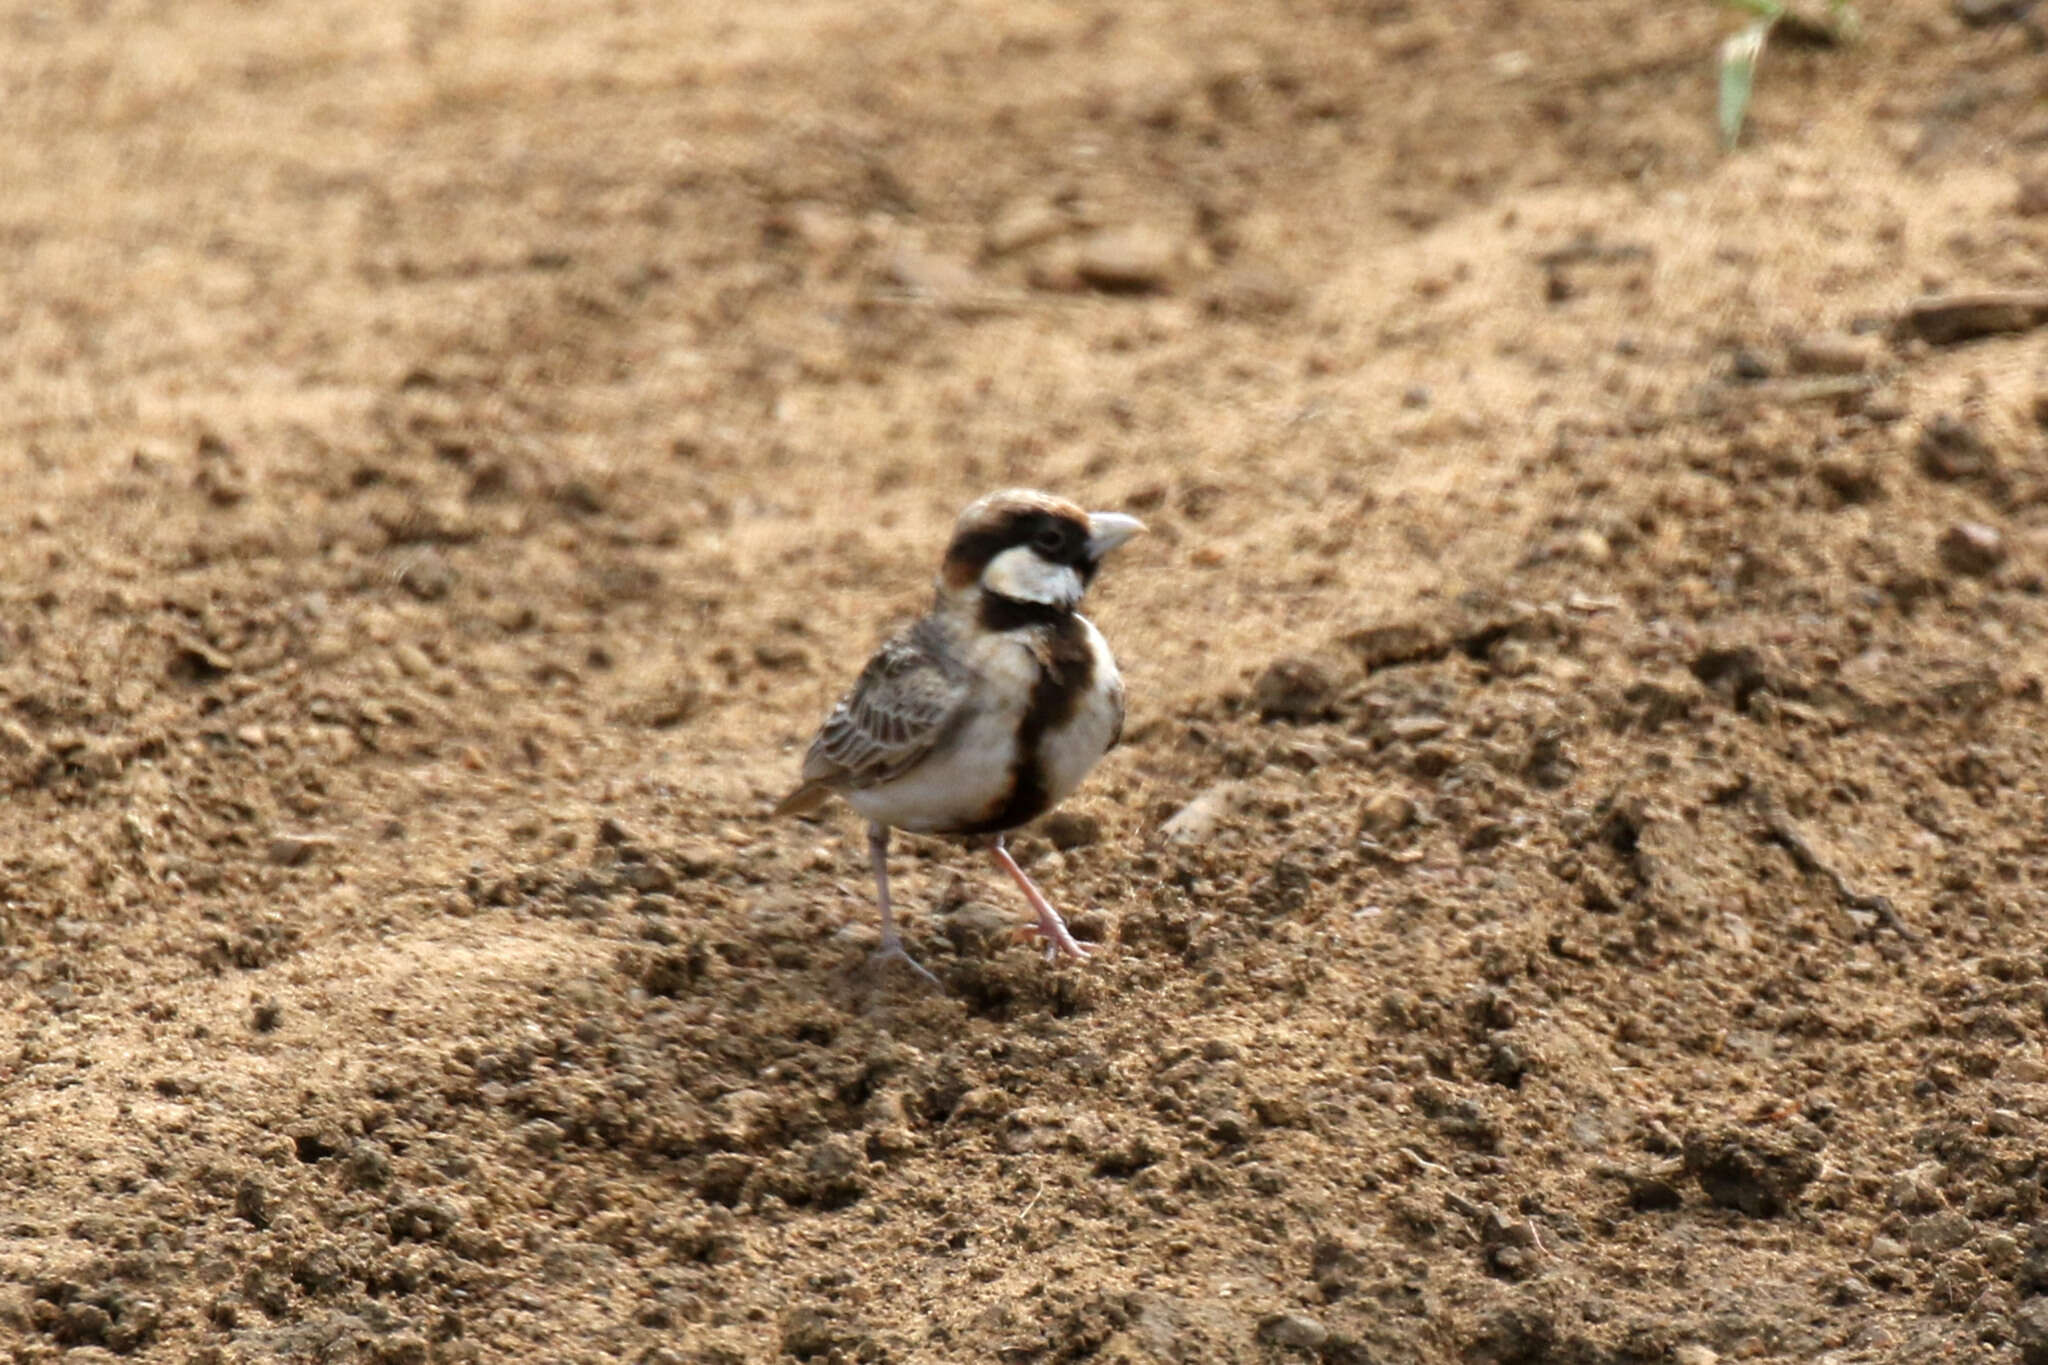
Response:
[[797, 616, 973, 793]]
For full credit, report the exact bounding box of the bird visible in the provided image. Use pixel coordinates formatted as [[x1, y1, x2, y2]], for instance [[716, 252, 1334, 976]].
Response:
[[773, 489, 1146, 984]]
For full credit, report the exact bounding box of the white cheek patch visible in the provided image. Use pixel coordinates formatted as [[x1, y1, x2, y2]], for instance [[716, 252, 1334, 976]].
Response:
[[982, 546, 1082, 607]]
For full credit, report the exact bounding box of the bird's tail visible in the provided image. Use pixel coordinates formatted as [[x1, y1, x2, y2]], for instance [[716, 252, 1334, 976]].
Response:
[[771, 782, 833, 818]]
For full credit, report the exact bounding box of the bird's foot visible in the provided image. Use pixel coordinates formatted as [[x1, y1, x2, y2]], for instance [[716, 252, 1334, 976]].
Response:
[[868, 937, 943, 989], [1014, 915, 1094, 964]]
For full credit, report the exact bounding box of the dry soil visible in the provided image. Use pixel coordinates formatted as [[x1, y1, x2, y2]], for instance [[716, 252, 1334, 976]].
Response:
[[7, 2, 2048, 1363]]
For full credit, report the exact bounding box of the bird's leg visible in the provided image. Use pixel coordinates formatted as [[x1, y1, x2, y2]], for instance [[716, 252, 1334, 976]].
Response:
[[868, 823, 940, 987], [990, 836, 1094, 964]]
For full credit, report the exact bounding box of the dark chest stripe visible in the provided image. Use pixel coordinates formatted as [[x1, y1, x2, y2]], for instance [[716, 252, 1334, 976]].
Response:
[[953, 610, 1095, 837]]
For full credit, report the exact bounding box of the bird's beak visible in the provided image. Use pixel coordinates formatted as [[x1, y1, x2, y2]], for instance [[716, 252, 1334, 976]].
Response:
[[1086, 512, 1146, 558]]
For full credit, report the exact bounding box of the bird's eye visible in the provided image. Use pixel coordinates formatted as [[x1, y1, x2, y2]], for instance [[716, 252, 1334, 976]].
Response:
[[1032, 527, 1067, 555]]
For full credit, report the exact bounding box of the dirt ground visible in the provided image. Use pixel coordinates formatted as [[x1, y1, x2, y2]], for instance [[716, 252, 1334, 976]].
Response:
[[6, 1, 2048, 1361]]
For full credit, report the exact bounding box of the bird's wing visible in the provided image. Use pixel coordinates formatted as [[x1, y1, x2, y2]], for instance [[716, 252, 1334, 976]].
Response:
[[798, 617, 974, 793]]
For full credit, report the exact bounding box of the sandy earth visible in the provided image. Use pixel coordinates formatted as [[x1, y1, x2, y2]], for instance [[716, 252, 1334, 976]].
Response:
[[6, 0, 2048, 1361]]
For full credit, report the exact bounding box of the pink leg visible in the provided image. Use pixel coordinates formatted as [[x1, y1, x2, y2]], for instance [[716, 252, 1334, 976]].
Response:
[[989, 837, 1094, 964], [869, 823, 940, 988]]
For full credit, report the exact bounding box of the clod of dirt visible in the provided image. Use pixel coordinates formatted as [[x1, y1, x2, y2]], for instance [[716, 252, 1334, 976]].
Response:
[[1161, 782, 1244, 844], [1253, 655, 1339, 722], [1895, 290, 2048, 346], [781, 1305, 866, 1361], [2015, 1298, 2048, 1365], [1073, 224, 1182, 293], [1343, 618, 1451, 670], [1256, 1311, 1329, 1352], [1202, 262, 1303, 320], [1682, 1127, 1820, 1218], [1917, 414, 1997, 481], [1466, 1303, 1557, 1365], [1040, 809, 1103, 850], [1357, 790, 1416, 840], [1787, 331, 1879, 375], [2017, 165, 2048, 218], [1690, 645, 1774, 711], [267, 833, 335, 866], [1939, 522, 2006, 576], [1816, 456, 1885, 505], [984, 196, 1070, 257]]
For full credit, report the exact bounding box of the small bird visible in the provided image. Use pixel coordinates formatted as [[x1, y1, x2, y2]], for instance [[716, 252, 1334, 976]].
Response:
[[774, 489, 1146, 984]]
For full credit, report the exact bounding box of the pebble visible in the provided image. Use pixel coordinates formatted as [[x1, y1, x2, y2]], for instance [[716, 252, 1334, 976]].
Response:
[[1202, 263, 1302, 319], [1343, 619, 1450, 669], [1731, 348, 1772, 381], [1787, 331, 1879, 375], [267, 833, 335, 867], [1252, 656, 1337, 722], [1041, 810, 1103, 850], [1682, 1127, 1818, 1218], [1357, 791, 1416, 840], [1939, 521, 2005, 577], [1255, 1312, 1329, 1352], [884, 246, 980, 305], [984, 197, 1069, 257], [2018, 165, 2048, 218], [2016, 1298, 2048, 1365], [1074, 224, 1181, 294], [1161, 782, 1245, 844], [1896, 289, 2048, 346], [1917, 413, 1996, 480]]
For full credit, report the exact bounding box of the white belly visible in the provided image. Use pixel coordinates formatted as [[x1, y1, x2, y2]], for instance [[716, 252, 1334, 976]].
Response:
[[846, 616, 1121, 835], [847, 702, 1027, 833]]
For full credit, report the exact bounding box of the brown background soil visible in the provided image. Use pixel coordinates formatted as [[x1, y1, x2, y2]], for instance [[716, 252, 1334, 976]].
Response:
[[6, 1, 2048, 1362]]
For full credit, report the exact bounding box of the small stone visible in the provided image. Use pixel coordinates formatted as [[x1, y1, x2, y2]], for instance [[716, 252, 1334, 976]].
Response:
[[1907, 1210, 1977, 1253], [1041, 810, 1103, 850], [235, 1176, 271, 1228], [1571, 529, 1611, 564], [771, 201, 859, 259], [1682, 1127, 1818, 1218], [1161, 782, 1244, 844], [1939, 521, 2005, 576], [884, 246, 979, 304], [267, 833, 335, 867], [2018, 166, 2048, 217], [781, 1306, 861, 1361], [2017, 1298, 2048, 1365], [1672, 1346, 1720, 1365], [1253, 656, 1337, 722], [1342, 618, 1450, 669], [521, 1119, 566, 1155], [1896, 290, 2048, 346], [984, 197, 1069, 257], [1626, 1174, 1685, 1212], [1917, 413, 1996, 480], [1202, 263, 1301, 319], [675, 840, 733, 878], [1816, 457, 1883, 504], [1787, 331, 1880, 375], [1255, 1312, 1329, 1352], [1731, 348, 1772, 381], [1357, 791, 1416, 840], [1074, 224, 1181, 293]]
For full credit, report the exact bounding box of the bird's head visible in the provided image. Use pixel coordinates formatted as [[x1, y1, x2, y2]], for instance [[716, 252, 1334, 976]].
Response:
[[937, 489, 1145, 617]]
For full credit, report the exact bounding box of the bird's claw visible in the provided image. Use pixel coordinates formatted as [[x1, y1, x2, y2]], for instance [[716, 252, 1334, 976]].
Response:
[[869, 939, 943, 988], [1013, 920, 1094, 964]]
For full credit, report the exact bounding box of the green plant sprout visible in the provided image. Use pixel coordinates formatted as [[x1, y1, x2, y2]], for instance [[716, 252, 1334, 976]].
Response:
[[1719, 0, 1860, 150]]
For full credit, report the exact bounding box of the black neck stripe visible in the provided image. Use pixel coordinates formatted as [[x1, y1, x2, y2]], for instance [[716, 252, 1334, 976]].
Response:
[[977, 592, 1072, 633]]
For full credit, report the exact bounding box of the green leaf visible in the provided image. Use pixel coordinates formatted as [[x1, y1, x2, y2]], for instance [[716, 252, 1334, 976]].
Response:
[[1723, 0, 1784, 18], [1718, 19, 1773, 151]]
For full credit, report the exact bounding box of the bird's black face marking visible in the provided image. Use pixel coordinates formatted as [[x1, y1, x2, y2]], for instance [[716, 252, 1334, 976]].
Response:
[[946, 508, 1097, 583]]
